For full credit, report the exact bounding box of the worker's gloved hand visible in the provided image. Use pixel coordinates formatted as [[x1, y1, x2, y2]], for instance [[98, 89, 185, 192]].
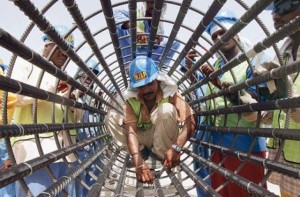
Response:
[[135, 163, 154, 183], [239, 91, 260, 122], [239, 91, 257, 105], [223, 86, 273, 124], [253, 61, 289, 100], [164, 148, 180, 168], [257, 62, 300, 117]]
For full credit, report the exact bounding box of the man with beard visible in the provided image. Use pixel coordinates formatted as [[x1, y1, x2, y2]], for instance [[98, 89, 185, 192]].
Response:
[[114, 1, 180, 69], [11, 25, 79, 197], [106, 56, 196, 183], [260, 1, 300, 196], [200, 10, 271, 196]]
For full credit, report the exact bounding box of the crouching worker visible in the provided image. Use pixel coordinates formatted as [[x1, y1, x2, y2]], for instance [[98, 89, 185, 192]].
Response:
[[106, 56, 196, 183]]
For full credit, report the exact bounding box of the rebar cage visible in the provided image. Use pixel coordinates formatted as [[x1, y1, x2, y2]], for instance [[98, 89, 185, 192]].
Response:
[[0, 0, 300, 196]]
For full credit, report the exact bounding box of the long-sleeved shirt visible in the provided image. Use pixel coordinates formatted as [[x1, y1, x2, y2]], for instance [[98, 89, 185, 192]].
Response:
[[114, 9, 180, 68], [205, 43, 271, 152], [10, 58, 77, 163]]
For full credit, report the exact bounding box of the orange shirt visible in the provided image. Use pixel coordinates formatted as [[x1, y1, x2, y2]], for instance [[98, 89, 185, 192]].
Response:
[[124, 87, 194, 125]]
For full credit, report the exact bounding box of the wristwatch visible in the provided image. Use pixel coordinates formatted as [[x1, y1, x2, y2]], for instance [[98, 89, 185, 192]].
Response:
[[171, 144, 182, 152]]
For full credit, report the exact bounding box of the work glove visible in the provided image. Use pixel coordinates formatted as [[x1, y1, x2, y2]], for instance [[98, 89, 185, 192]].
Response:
[[239, 91, 257, 105], [236, 90, 273, 123], [239, 91, 261, 122], [253, 61, 300, 122], [253, 61, 294, 100], [221, 81, 270, 123]]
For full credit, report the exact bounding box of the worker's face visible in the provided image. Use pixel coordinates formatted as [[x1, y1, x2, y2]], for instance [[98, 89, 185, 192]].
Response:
[[145, 1, 155, 16], [211, 29, 237, 53], [137, 79, 159, 101], [43, 43, 68, 68], [273, 6, 300, 30], [78, 70, 96, 97], [79, 72, 93, 87]]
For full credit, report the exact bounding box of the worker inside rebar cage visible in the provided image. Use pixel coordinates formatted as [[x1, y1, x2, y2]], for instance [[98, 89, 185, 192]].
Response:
[[105, 54, 197, 184]]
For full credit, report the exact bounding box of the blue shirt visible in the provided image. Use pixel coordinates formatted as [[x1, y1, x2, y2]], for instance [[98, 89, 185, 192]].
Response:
[[180, 59, 206, 124], [0, 139, 9, 166], [114, 9, 180, 67], [211, 51, 271, 152]]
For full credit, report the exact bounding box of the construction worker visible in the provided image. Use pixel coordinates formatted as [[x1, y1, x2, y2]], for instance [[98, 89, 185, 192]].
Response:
[[76, 59, 102, 196], [103, 86, 124, 147], [258, 1, 300, 196], [181, 51, 211, 196], [76, 59, 101, 140], [11, 25, 79, 197], [201, 10, 271, 196], [0, 59, 17, 197], [114, 1, 180, 69], [106, 56, 196, 183]]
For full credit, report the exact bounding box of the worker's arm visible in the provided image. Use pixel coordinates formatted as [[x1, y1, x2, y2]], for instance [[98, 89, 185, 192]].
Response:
[[174, 114, 197, 148], [125, 122, 154, 183], [164, 113, 196, 168], [124, 102, 154, 183], [125, 122, 142, 167]]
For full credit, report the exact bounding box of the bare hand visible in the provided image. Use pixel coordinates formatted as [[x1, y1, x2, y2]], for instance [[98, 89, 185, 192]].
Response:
[[136, 163, 154, 183], [155, 35, 163, 45], [58, 81, 77, 100], [69, 92, 76, 101], [185, 50, 199, 69], [200, 64, 214, 75], [163, 148, 180, 168], [221, 81, 239, 105], [201, 64, 222, 89], [137, 26, 148, 45], [57, 80, 69, 93], [1, 160, 13, 170]]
